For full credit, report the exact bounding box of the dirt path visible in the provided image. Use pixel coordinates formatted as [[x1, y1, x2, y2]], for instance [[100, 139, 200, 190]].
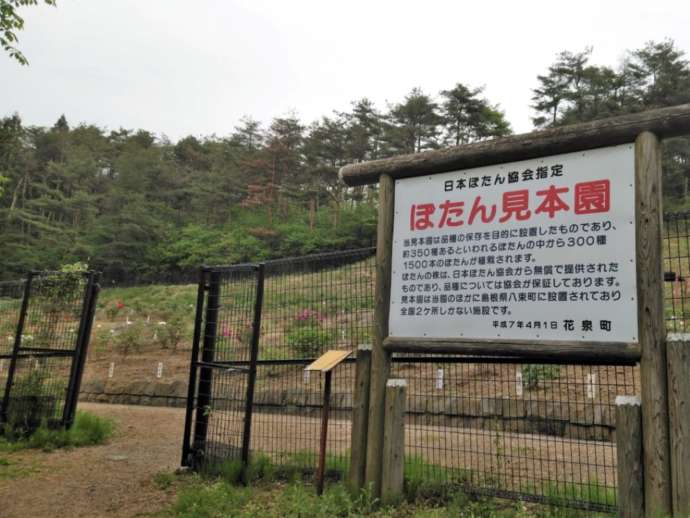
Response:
[[0, 403, 185, 518], [0, 403, 618, 516]]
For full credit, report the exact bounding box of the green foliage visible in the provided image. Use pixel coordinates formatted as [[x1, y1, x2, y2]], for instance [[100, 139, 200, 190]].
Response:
[[286, 326, 333, 358], [0, 0, 56, 65], [3, 367, 59, 436], [0, 455, 36, 479], [111, 320, 148, 356], [153, 471, 176, 490], [158, 315, 185, 350], [0, 410, 113, 452], [171, 481, 253, 518], [521, 365, 561, 390], [541, 479, 615, 508], [285, 309, 333, 358], [531, 40, 690, 202]]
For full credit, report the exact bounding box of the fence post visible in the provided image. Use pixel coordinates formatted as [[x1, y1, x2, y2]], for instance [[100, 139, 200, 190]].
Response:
[[191, 270, 221, 463], [635, 131, 671, 516], [667, 334, 690, 516], [0, 273, 32, 426], [616, 395, 644, 517], [63, 273, 100, 427], [349, 343, 372, 493], [181, 268, 208, 466], [381, 378, 406, 505], [241, 263, 264, 480], [366, 173, 395, 496]]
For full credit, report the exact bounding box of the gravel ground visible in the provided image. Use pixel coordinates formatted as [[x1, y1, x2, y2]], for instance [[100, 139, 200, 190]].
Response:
[[0, 403, 183, 518]]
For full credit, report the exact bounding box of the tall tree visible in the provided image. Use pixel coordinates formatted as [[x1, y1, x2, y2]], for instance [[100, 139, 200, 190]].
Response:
[[439, 83, 511, 146], [385, 88, 442, 154]]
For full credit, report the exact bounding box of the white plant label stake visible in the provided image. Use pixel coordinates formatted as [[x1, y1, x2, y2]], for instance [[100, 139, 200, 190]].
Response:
[[303, 370, 310, 384], [108, 362, 115, 378], [156, 362, 163, 379], [0, 359, 4, 373], [585, 373, 598, 399], [435, 368, 444, 390], [515, 369, 524, 397]]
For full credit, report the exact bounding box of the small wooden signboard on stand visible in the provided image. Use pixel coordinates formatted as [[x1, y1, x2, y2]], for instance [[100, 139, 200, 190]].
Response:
[[305, 349, 352, 494]]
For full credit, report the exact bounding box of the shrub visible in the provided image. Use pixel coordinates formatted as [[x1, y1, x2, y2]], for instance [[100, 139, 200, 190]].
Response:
[[285, 308, 333, 358], [522, 364, 561, 390], [4, 368, 59, 437], [1, 411, 113, 452], [158, 315, 186, 350], [104, 301, 124, 320], [112, 321, 148, 356], [286, 327, 332, 358]]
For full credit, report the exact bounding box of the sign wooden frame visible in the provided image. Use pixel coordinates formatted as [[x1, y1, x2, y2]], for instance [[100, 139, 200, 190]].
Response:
[[340, 104, 690, 514]]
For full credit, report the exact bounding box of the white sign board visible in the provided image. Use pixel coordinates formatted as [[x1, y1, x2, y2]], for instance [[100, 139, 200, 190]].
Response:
[[389, 144, 637, 343]]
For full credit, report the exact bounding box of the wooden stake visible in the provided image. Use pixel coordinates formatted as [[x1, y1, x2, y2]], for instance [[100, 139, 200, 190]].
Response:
[[667, 335, 690, 516], [381, 378, 406, 505], [349, 344, 372, 493], [365, 174, 395, 496], [316, 370, 332, 495], [635, 131, 671, 516], [616, 395, 644, 517]]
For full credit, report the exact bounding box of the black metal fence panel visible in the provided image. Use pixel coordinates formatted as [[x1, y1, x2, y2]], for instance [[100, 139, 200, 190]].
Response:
[[0, 271, 99, 433], [182, 249, 375, 476], [0, 280, 25, 396], [182, 265, 260, 469]]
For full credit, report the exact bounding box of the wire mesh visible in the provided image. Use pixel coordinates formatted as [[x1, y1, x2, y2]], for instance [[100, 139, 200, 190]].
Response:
[[247, 248, 374, 476], [22, 272, 89, 353], [186, 249, 375, 479], [1, 272, 97, 434], [664, 211, 690, 333], [0, 280, 25, 358], [4, 356, 73, 431], [391, 357, 638, 512]]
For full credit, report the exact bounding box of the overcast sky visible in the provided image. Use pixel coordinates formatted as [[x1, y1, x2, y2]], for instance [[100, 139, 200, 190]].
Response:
[[1, 0, 689, 141]]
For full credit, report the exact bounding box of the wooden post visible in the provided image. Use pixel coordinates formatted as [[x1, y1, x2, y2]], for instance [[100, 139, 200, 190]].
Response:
[[349, 344, 372, 493], [365, 173, 395, 496], [616, 395, 644, 517], [316, 370, 333, 496], [381, 378, 406, 505], [635, 131, 672, 516], [667, 334, 690, 516]]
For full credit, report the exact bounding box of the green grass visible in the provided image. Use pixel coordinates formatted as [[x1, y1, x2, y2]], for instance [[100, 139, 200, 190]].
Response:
[[201, 451, 349, 485], [541, 479, 615, 508], [156, 474, 603, 518], [0, 455, 37, 480], [0, 410, 114, 452]]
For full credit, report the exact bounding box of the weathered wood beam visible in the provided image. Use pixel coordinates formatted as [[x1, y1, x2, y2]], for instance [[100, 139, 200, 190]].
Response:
[[616, 395, 644, 518], [383, 337, 641, 364], [348, 343, 372, 493], [381, 378, 406, 505], [635, 132, 671, 516], [365, 174, 394, 496], [667, 336, 690, 516], [340, 103, 690, 186]]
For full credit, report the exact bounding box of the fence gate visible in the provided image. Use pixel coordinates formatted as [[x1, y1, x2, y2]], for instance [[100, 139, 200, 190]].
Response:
[[182, 264, 263, 470], [0, 271, 99, 433]]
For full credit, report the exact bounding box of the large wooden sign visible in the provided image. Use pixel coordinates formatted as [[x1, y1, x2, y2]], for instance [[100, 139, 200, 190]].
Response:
[[389, 144, 637, 343]]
